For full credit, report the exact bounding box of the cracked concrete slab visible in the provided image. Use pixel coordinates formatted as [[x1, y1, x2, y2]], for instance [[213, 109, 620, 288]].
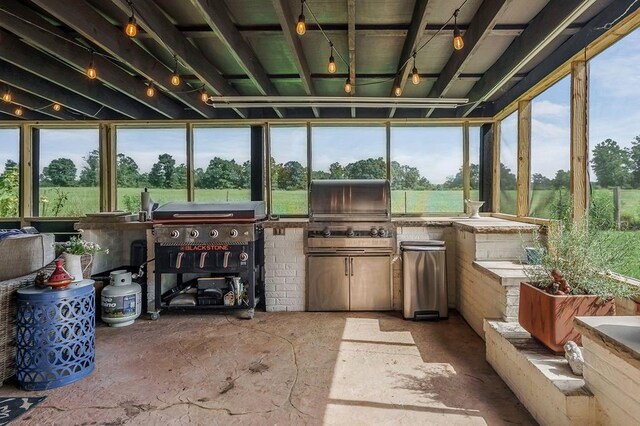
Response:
[[1, 311, 535, 425]]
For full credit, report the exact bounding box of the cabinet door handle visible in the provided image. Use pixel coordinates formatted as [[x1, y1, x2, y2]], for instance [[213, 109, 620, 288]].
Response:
[[344, 257, 349, 276], [350, 258, 354, 276]]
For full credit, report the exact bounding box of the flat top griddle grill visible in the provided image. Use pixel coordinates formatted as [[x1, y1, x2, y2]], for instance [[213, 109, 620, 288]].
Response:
[[153, 201, 266, 223]]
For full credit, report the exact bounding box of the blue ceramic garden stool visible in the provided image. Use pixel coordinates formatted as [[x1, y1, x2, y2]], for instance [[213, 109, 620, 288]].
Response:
[[15, 279, 95, 390]]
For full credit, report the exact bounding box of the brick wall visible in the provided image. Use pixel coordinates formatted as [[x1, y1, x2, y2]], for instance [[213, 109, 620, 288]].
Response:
[[264, 227, 305, 312]]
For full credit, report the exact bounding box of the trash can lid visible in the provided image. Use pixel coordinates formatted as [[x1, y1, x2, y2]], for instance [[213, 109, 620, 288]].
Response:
[[400, 240, 445, 248]]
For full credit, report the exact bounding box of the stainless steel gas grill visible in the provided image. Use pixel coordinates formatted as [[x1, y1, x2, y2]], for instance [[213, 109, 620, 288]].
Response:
[[305, 180, 394, 311], [151, 202, 265, 319]]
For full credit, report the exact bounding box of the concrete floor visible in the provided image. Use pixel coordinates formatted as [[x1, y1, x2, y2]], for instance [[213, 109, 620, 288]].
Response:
[[2, 311, 536, 425]]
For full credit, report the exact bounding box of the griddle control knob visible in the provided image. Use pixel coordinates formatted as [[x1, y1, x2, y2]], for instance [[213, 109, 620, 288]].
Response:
[[378, 228, 387, 238], [370, 227, 379, 237], [209, 229, 219, 238], [346, 227, 355, 238], [170, 230, 180, 239], [322, 227, 331, 238], [229, 229, 239, 238], [239, 251, 249, 262], [190, 230, 199, 238]]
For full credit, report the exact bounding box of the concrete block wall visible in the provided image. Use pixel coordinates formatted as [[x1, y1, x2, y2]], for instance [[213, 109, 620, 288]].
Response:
[[264, 227, 305, 312], [394, 226, 456, 311], [484, 320, 596, 426], [581, 334, 640, 425]]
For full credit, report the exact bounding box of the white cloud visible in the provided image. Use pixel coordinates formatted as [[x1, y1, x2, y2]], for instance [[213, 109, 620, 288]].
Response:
[[532, 100, 569, 117]]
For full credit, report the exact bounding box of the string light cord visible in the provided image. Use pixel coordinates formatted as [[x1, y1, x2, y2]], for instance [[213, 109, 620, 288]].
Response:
[[595, 0, 639, 30]]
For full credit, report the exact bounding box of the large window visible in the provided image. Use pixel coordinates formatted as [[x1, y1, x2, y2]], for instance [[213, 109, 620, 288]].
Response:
[[390, 126, 463, 213], [194, 127, 251, 202], [38, 128, 99, 217], [499, 112, 518, 214], [589, 28, 640, 279], [0, 128, 20, 217], [530, 76, 570, 219], [116, 127, 187, 211], [311, 126, 386, 180], [270, 126, 307, 215]]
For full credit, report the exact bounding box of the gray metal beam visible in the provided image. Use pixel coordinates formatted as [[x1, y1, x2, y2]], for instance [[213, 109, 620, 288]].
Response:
[[0, 0, 186, 119], [389, 0, 430, 117], [0, 102, 50, 120], [348, 0, 356, 118], [271, 0, 319, 118], [458, 0, 598, 117], [30, 0, 215, 118], [7, 87, 78, 120], [189, 0, 284, 118]]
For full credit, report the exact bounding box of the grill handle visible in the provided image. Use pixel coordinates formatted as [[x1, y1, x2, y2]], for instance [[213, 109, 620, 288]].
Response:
[[344, 258, 348, 276], [172, 213, 234, 219]]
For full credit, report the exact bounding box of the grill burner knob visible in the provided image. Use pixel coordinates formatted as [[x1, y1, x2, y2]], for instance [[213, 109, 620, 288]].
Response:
[[229, 229, 239, 238], [239, 252, 249, 262], [346, 227, 355, 238], [170, 230, 180, 239], [370, 227, 379, 237], [190, 230, 199, 238], [378, 228, 387, 238], [209, 229, 219, 238], [322, 227, 331, 238]]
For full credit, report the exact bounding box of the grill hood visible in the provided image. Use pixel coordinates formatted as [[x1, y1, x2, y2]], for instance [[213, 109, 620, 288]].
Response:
[[309, 179, 390, 222]]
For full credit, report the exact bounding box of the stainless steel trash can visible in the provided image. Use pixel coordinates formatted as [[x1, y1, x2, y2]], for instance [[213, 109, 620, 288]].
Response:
[[401, 240, 448, 320]]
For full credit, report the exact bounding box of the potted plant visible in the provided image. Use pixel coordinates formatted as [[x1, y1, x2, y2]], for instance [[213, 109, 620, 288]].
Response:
[[519, 220, 638, 353], [54, 236, 108, 282]]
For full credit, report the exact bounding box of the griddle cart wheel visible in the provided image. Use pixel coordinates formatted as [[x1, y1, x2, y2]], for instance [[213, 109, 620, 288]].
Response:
[[239, 308, 254, 320], [149, 312, 160, 321]]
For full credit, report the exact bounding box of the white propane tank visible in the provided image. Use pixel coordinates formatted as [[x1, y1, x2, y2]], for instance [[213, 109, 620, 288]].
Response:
[[101, 270, 141, 327]]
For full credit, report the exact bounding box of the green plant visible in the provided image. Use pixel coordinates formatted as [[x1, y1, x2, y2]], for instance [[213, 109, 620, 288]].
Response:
[[122, 194, 139, 213], [524, 221, 640, 299]]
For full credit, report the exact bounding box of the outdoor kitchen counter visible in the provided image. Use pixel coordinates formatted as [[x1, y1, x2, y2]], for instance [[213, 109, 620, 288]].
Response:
[[74, 220, 153, 230], [575, 316, 640, 370]]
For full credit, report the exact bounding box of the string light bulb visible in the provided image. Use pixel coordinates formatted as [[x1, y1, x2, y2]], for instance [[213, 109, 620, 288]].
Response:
[[453, 10, 464, 50], [327, 44, 336, 74], [125, 16, 137, 37], [171, 56, 180, 86], [411, 55, 420, 85], [296, 0, 306, 35], [86, 51, 97, 79], [200, 87, 209, 103], [394, 85, 402, 97], [2, 91, 11, 103], [52, 103, 62, 112], [14, 106, 23, 116], [145, 83, 156, 97], [344, 77, 352, 94]]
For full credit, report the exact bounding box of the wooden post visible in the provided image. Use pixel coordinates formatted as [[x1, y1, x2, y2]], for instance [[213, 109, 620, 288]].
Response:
[[99, 124, 116, 211], [570, 60, 589, 222], [463, 122, 471, 203], [517, 100, 532, 217], [19, 124, 32, 223], [186, 123, 194, 202], [492, 121, 501, 212], [613, 186, 621, 230]]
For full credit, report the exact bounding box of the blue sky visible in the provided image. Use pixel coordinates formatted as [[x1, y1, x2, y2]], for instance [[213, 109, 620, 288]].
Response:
[[1, 28, 638, 185]]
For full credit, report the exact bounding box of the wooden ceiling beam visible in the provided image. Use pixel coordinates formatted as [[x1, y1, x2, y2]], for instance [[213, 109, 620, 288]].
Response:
[[0, 29, 153, 119], [110, 0, 246, 119], [0, 0, 186, 119], [271, 0, 319, 118], [425, 0, 510, 117], [189, 0, 284, 118], [348, 0, 356, 118], [30, 0, 215, 118], [457, 0, 598, 117], [388, 0, 430, 118], [0, 61, 116, 120], [0, 102, 51, 121], [7, 87, 79, 120]]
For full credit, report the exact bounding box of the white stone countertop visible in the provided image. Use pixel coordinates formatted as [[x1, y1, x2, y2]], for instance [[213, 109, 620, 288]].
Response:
[[575, 316, 640, 370]]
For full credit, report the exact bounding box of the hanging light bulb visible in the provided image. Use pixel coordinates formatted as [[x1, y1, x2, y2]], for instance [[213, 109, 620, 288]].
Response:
[[125, 16, 138, 37], [327, 43, 336, 74], [411, 55, 420, 85], [394, 85, 402, 97], [52, 103, 62, 112], [14, 106, 23, 116], [146, 83, 156, 97], [296, 0, 306, 35], [453, 10, 464, 50], [344, 77, 352, 94], [171, 56, 180, 86], [86, 50, 97, 79], [2, 91, 11, 103], [200, 87, 209, 103]]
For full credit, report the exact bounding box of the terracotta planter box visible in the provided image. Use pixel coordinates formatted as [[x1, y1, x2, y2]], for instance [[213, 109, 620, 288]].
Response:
[[518, 282, 615, 353]]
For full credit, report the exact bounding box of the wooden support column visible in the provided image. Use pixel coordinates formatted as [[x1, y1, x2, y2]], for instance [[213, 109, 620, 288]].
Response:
[[516, 100, 531, 217], [492, 121, 501, 212], [19, 124, 32, 223], [100, 124, 116, 211], [186, 124, 195, 202], [463, 122, 471, 202], [570, 60, 589, 222]]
